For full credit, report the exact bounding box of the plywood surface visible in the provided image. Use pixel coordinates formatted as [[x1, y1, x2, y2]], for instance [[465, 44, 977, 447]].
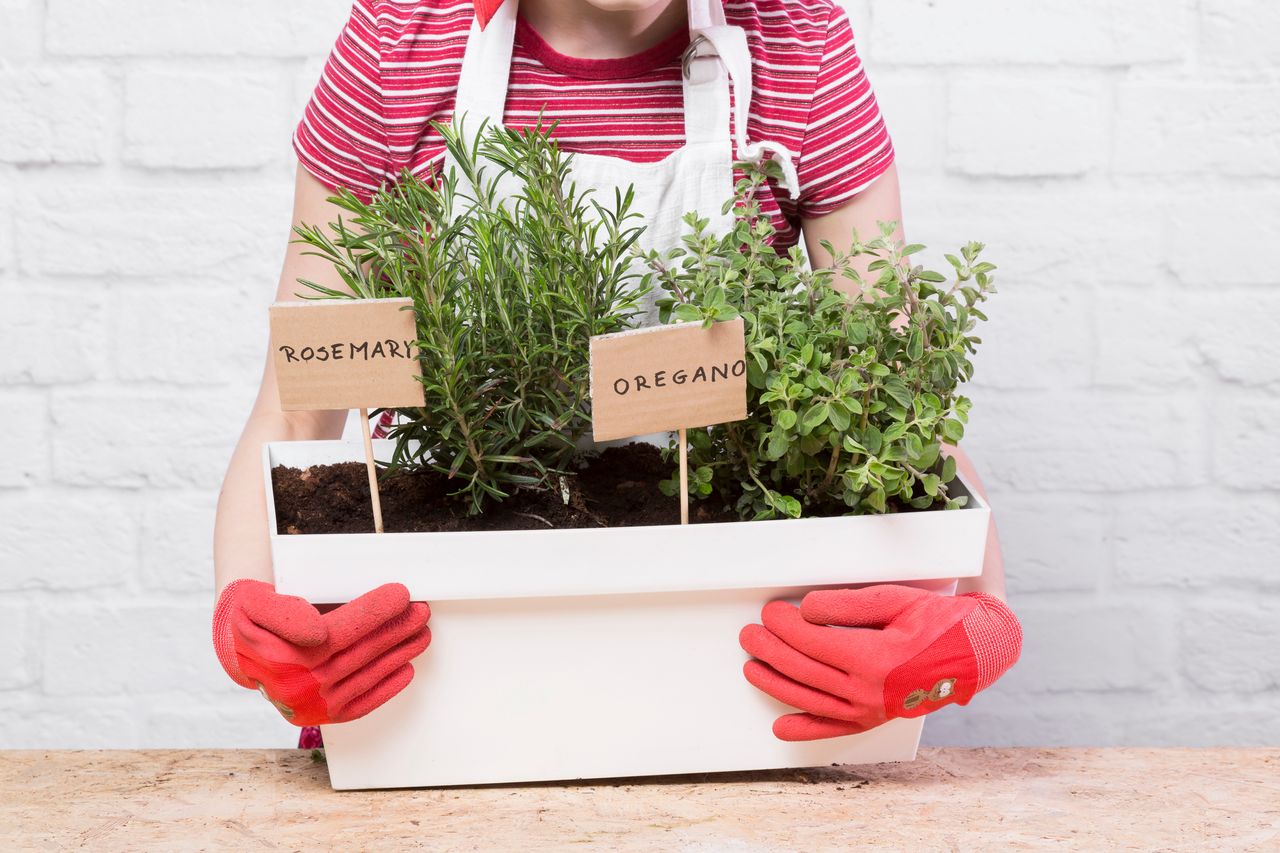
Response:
[[2, 749, 1276, 851]]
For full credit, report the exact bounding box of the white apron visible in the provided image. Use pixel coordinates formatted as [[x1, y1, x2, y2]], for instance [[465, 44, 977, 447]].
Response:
[[364, 0, 801, 444], [445, 0, 800, 323]]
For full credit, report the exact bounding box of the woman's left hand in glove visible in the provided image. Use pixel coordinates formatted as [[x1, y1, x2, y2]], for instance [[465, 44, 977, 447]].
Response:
[[739, 584, 1022, 741]]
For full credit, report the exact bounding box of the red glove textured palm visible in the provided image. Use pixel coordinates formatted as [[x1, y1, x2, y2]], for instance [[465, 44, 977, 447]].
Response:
[[212, 580, 431, 727], [739, 585, 1021, 741]]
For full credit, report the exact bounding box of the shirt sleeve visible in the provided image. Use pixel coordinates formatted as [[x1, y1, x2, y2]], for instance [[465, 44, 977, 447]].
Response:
[[293, 0, 390, 200], [795, 6, 895, 219]]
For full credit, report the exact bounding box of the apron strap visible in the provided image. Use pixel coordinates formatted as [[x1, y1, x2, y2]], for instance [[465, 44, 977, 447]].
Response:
[[688, 0, 726, 30], [685, 15, 801, 197], [681, 0, 729, 149], [454, 0, 519, 132]]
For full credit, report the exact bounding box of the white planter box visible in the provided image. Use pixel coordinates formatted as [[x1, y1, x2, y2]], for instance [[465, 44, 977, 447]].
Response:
[[267, 440, 989, 790]]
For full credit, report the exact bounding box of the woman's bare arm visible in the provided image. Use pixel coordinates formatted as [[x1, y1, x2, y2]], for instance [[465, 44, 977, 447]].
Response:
[[801, 164, 1007, 600], [802, 163, 905, 277], [212, 166, 357, 596]]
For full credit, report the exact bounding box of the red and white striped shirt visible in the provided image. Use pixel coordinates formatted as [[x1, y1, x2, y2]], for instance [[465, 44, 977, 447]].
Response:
[[295, 0, 894, 248]]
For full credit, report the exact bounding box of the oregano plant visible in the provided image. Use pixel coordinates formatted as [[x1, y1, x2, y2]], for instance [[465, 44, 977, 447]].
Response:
[[642, 167, 997, 520], [292, 123, 649, 513]]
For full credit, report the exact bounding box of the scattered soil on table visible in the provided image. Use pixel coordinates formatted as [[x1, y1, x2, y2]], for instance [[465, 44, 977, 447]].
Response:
[[271, 443, 739, 535]]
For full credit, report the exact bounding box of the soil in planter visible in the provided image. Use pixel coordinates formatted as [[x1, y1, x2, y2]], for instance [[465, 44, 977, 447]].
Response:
[[272, 443, 740, 535]]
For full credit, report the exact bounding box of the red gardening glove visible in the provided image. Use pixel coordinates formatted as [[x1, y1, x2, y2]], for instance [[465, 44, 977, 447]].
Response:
[[474, 0, 505, 29], [739, 585, 1021, 741], [212, 579, 431, 727]]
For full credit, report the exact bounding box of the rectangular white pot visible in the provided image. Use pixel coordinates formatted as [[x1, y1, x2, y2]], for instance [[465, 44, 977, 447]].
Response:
[[267, 440, 989, 790]]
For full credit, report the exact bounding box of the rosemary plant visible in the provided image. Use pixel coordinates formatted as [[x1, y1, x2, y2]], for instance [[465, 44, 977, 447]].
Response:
[[643, 167, 997, 519], [292, 123, 649, 512]]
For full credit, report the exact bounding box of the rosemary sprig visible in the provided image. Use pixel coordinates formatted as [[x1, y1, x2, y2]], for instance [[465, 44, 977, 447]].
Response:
[[293, 122, 649, 514]]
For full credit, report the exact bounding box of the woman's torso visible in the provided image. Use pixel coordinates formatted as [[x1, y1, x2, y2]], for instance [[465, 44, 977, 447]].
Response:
[[295, 0, 894, 248]]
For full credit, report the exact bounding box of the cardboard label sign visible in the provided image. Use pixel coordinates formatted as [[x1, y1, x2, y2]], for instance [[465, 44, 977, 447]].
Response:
[[590, 318, 747, 442], [270, 298, 424, 411]]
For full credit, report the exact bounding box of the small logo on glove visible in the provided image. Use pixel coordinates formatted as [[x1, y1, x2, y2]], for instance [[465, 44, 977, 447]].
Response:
[[257, 681, 296, 720], [903, 678, 957, 710]]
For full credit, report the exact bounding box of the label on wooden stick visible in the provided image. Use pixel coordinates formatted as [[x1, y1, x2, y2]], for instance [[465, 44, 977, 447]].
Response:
[[270, 298, 424, 411], [590, 319, 747, 442]]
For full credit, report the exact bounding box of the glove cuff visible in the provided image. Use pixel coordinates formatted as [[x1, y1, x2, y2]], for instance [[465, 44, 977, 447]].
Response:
[[960, 592, 1022, 692], [212, 579, 256, 690]]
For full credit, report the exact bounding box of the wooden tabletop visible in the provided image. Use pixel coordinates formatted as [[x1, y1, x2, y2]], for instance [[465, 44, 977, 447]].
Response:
[[2, 749, 1276, 851]]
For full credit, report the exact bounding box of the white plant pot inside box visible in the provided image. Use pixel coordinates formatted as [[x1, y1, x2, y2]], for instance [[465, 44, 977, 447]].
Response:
[[267, 439, 989, 790]]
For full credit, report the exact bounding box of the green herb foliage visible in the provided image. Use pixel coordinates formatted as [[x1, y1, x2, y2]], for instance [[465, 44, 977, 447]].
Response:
[[292, 123, 649, 512], [642, 167, 997, 519]]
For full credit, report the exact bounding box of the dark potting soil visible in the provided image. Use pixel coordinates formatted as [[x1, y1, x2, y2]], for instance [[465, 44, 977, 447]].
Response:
[[271, 443, 740, 535]]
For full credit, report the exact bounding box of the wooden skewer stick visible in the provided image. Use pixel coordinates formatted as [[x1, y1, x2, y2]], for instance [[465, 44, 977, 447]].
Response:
[[679, 427, 689, 526], [359, 407, 385, 534]]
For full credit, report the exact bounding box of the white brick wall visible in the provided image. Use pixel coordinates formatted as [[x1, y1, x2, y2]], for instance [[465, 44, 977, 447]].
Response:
[[123, 68, 296, 170], [0, 68, 113, 164], [947, 75, 1111, 177], [0, 1, 1276, 750]]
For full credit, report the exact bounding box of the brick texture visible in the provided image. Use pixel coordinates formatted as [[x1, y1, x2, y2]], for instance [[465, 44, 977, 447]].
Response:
[[124, 68, 295, 169], [16, 184, 292, 279], [0, 283, 108, 384], [0, 390, 50, 487], [2, 0, 1278, 750], [0, 68, 114, 165], [45, 0, 349, 59], [1200, 0, 1280, 66], [948, 75, 1109, 177], [1114, 82, 1280, 177], [871, 0, 1194, 66], [0, 0, 44, 61]]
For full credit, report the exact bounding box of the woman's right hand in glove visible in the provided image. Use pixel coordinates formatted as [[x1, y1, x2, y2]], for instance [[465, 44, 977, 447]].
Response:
[[212, 579, 431, 727]]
